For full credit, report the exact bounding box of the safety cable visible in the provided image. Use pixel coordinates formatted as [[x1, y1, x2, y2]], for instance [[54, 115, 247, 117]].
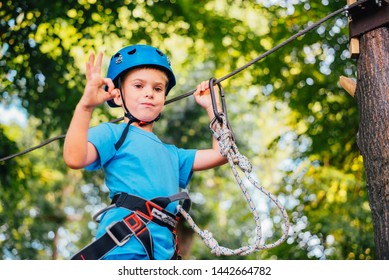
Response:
[[0, 3, 353, 162], [165, 3, 352, 105]]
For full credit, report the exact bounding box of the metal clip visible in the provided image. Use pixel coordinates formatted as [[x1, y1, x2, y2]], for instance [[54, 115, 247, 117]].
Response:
[[209, 78, 227, 123], [209, 116, 223, 140], [93, 204, 116, 223], [208, 78, 236, 143]]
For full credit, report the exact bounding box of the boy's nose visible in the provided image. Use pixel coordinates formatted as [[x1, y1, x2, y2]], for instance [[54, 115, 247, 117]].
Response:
[[144, 86, 154, 98]]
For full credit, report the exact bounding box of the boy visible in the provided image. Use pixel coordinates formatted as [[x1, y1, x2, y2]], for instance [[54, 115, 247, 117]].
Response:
[[63, 44, 227, 260]]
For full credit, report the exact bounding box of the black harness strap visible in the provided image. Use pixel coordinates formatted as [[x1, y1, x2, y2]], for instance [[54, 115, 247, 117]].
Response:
[[114, 113, 138, 151], [71, 212, 151, 260], [71, 192, 191, 260]]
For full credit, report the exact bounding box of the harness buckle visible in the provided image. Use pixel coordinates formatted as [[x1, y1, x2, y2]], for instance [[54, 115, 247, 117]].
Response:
[[105, 222, 132, 247]]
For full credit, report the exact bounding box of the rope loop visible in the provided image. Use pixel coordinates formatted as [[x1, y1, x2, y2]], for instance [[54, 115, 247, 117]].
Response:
[[211, 114, 252, 173], [200, 230, 221, 255], [236, 153, 252, 173], [181, 100, 290, 257]]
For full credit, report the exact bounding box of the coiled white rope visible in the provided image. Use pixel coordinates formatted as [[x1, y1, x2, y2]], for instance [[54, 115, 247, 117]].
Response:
[[177, 114, 290, 256]]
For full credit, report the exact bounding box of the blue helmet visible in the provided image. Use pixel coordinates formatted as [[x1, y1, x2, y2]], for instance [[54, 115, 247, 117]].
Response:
[[106, 44, 176, 107]]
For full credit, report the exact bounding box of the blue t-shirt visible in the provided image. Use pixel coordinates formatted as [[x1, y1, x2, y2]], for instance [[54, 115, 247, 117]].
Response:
[[86, 123, 196, 259]]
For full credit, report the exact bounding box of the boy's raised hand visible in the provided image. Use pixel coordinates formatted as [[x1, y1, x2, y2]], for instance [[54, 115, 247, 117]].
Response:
[[193, 80, 221, 114], [79, 52, 118, 111]]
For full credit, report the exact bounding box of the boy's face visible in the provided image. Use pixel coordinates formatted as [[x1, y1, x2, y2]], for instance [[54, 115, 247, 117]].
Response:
[[117, 68, 168, 123]]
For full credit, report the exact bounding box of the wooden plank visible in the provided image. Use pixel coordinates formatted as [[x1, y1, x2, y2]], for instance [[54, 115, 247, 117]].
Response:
[[348, 0, 360, 58], [339, 76, 356, 97]]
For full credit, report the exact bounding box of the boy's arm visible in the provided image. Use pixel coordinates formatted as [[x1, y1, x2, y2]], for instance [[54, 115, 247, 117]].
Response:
[[192, 81, 228, 171], [63, 104, 98, 169], [63, 52, 118, 169]]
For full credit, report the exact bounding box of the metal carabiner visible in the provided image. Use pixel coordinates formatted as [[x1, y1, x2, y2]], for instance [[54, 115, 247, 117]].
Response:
[[209, 77, 227, 123], [92, 204, 116, 223], [208, 78, 236, 143]]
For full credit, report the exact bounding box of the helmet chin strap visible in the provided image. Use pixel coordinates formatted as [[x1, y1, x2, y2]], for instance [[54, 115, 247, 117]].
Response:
[[114, 77, 161, 150]]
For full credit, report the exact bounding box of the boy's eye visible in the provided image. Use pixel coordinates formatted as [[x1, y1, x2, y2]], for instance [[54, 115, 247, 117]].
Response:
[[155, 87, 163, 92]]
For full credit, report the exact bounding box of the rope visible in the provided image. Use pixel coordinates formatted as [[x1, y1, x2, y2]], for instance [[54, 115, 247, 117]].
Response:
[[0, 4, 352, 162], [177, 114, 290, 256], [0, 117, 123, 162]]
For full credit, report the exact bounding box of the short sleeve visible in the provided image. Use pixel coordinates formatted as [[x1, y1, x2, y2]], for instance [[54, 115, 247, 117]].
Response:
[[85, 123, 117, 171], [177, 148, 197, 188]]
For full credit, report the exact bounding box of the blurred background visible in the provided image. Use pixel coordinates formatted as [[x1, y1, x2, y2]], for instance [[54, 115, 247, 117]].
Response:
[[0, 0, 373, 260]]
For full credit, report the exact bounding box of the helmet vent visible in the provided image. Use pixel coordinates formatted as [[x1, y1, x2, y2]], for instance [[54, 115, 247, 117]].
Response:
[[127, 49, 136, 55], [155, 49, 164, 56]]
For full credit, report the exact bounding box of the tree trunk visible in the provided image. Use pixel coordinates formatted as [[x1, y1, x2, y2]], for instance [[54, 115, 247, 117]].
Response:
[[355, 26, 389, 259], [176, 219, 195, 259]]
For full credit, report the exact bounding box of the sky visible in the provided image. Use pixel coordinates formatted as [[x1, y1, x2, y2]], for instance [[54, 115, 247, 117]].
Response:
[[0, 103, 27, 128]]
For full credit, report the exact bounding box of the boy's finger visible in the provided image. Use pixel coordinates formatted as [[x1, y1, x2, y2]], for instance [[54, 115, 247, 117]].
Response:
[[89, 52, 95, 64], [103, 78, 115, 92], [85, 61, 91, 77], [96, 52, 103, 69], [201, 81, 209, 91]]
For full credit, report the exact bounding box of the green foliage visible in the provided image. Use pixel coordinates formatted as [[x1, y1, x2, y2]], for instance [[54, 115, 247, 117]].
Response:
[[0, 0, 374, 260]]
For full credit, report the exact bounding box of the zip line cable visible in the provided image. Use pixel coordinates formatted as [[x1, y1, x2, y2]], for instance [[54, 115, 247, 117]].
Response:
[[165, 4, 351, 105], [0, 4, 352, 163]]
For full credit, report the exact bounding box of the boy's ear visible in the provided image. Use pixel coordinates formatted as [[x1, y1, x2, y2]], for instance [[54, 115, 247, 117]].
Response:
[[113, 89, 123, 106]]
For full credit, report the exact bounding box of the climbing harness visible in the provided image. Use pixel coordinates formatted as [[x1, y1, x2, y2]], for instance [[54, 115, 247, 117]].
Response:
[[71, 192, 191, 260], [176, 79, 290, 256]]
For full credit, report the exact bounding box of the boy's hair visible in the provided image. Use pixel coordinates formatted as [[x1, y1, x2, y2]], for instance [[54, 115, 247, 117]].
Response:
[[121, 65, 170, 91], [106, 44, 176, 108]]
